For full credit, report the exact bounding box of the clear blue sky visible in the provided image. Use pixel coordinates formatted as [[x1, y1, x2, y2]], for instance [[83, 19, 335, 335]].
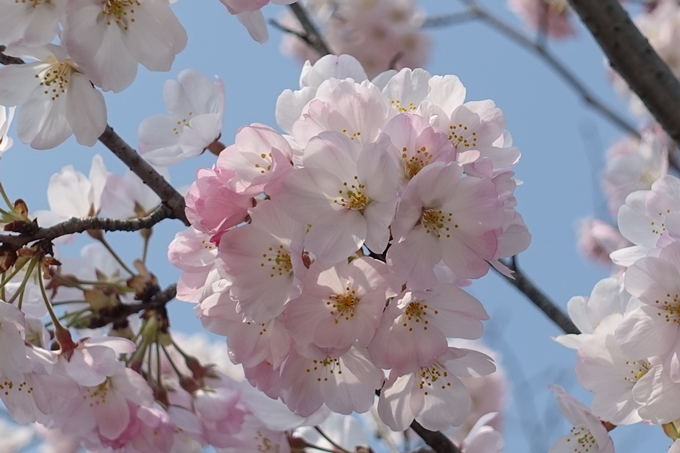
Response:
[[1, 0, 670, 451]]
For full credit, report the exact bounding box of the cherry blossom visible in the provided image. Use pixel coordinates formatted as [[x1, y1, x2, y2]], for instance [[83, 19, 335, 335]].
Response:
[[219, 0, 296, 44], [0, 105, 15, 156], [279, 131, 399, 262], [368, 284, 489, 374], [101, 166, 167, 219], [217, 199, 305, 322], [459, 413, 504, 453], [34, 155, 107, 229], [62, 0, 188, 93], [377, 347, 495, 432], [548, 386, 614, 453], [577, 217, 631, 266], [508, 0, 576, 39], [388, 162, 505, 288], [168, 227, 218, 303], [0, 0, 66, 46], [139, 69, 226, 166], [0, 44, 107, 149]]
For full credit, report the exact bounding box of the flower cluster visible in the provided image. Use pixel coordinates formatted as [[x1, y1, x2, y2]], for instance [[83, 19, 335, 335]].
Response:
[[508, 0, 576, 39], [0, 0, 187, 148], [172, 54, 530, 432], [553, 173, 680, 452]]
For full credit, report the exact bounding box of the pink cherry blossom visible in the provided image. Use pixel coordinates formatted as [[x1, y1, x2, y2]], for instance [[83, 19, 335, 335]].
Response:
[[377, 347, 495, 432], [508, 0, 576, 39], [284, 257, 396, 352], [184, 168, 252, 240], [217, 199, 305, 322], [279, 131, 399, 261], [169, 227, 218, 303], [368, 284, 489, 374], [577, 217, 631, 266], [217, 124, 294, 196], [388, 162, 505, 288], [459, 413, 504, 453], [279, 344, 384, 417], [102, 166, 167, 219]]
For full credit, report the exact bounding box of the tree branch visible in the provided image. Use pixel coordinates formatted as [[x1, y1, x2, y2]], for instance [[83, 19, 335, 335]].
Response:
[[0, 47, 189, 227], [87, 283, 177, 329], [98, 125, 189, 226], [427, 3, 640, 138], [288, 2, 332, 57], [495, 258, 580, 335], [410, 421, 462, 453], [0, 204, 173, 248], [566, 0, 680, 149]]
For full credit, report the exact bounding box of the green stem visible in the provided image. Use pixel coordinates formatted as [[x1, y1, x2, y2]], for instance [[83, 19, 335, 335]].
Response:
[[38, 268, 64, 330], [96, 235, 135, 276], [160, 342, 183, 378], [8, 259, 36, 307], [0, 258, 29, 294]]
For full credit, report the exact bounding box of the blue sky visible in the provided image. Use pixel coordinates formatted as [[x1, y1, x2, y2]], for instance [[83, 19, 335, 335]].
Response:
[[1, 0, 671, 451]]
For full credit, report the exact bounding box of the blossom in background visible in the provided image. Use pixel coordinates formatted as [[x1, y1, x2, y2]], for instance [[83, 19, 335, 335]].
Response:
[[219, 0, 297, 43], [280, 0, 431, 78], [0, 45, 106, 149], [0, 0, 66, 46], [508, 0, 576, 39], [139, 69, 226, 166]]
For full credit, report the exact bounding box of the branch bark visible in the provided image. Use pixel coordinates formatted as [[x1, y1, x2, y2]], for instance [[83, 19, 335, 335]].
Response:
[[288, 3, 332, 56], [0, 204, 172, 247], [566, 0, 680, 149], [98, 126, 189, 225], [410, 421, 463, 453], [495, 258, 580, 335]]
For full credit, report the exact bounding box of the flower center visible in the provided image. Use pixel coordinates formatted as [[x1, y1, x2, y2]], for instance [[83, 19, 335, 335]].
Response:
[[102, 0, 140, 30], [623, 360, 651, 383], [567, 425, 597, 453], [305, 356, 343, 382], [418, 364, 451, 396], [402, 146, 433, 179], [37, 62, 74, 101], [400, 301, 436, 332], [261, 245, 292, 278], [655, 292, 680, 323], [421, 208, 456, 238], [254, 431, 279, 453], [327, 288, 359, 323], [335, 177, 368, 210], [390, 99, 417, 113], [447, 123, 477, 150], [85, 381, 110, 406]]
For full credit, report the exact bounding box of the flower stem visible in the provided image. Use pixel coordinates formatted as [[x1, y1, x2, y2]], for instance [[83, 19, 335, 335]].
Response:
[[95, 235, 135, 276]]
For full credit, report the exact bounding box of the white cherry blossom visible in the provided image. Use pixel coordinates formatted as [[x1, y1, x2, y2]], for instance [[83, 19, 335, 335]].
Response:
[[63, 0, 188, 93], [139, 69, 225, 166], [0, 45, 107, 149]]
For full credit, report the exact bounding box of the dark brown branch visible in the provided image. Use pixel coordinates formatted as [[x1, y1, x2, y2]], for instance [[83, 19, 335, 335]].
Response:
[[410, 421, 462, 453], [98, 126, 189, 226], [0, 47, 189, 227], [288, 3, 332, 57], [88, 283, 177, 329], [422, 11, 478, 28], [0, 46, 24, 65], [495, 258, 580, 335], [429, 3, 640, 138], [566, 0, 680, 149], [0, 204, 172, 247]]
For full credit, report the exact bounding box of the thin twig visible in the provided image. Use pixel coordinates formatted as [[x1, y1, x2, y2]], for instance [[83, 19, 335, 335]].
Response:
[[495, 258, 580, 335], [566, 0, 680, 149], [314, 427, 350, 453], [0, 204, 173, 247], [425, 4, 640, 138], [99, 126, 189, 226], [422, 11, 479, 28], [289, 3, 332, 56]]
